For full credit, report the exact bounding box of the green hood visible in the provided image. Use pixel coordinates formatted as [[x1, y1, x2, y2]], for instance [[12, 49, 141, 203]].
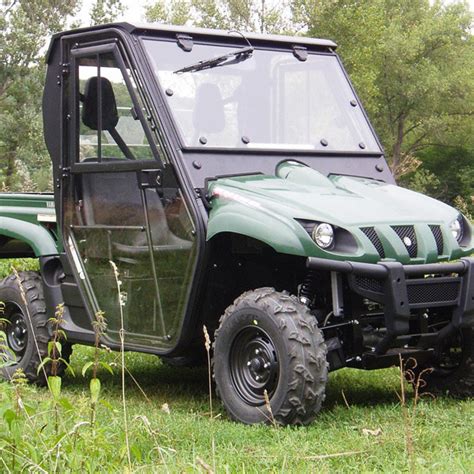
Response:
[[207, 161, 473, 264]]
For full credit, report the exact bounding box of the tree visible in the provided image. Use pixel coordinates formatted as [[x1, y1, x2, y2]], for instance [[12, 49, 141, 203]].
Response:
[[89, 0, 125, 25], [401, 146, 474, 215], [0, 0, 79, 191], [145, 0, 292, 33], [292, 0, 474, 178]]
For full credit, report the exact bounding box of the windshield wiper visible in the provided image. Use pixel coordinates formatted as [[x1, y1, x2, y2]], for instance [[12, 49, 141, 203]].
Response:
[[174, 46, 254, 74]]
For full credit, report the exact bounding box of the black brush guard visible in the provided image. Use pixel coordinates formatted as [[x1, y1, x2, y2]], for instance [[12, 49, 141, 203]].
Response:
[[307, 257, 474, 355]]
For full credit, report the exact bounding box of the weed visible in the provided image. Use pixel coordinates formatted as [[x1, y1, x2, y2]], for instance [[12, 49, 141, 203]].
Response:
[[203, 325, 216, 472], [263, 388, 277, 428], [37, 303, 75, 435], [203, 325, 213, 419], [110, 260, 132, 470], [398, 355, 435, 473], [82, 310, 113, 427], [0, 309, 15, 368]]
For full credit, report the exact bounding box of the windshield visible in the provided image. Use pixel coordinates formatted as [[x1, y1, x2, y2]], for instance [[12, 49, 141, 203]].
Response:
[[142, 39, 381, 152]]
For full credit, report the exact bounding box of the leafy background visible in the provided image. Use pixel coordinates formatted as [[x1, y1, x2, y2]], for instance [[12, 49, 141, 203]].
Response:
[[1, 0, 473, 216], [0, 1, 473, 472]]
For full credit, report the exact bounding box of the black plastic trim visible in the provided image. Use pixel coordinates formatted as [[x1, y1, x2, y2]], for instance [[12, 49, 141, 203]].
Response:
[[307, 256, 474, 354]]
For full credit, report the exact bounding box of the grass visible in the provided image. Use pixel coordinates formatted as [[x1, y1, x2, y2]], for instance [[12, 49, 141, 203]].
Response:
[[1, 260, 473, 472], [1, 345, 473, 472]]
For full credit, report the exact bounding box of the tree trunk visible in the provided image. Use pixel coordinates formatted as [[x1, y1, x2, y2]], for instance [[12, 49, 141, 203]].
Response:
[[391, 115, 405, 178], [4, 152, 16, 190]]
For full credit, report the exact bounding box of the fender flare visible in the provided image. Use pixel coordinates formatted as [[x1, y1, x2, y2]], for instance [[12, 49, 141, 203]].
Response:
[[0, 216, 58, 257], [207, 203, 311, 256]]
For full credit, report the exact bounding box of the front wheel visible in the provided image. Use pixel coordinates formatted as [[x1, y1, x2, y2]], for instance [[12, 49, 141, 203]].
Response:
[[213, 288, 328, 425]]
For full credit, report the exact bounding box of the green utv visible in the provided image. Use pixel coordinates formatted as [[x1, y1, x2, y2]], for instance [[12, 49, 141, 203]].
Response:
[[1, 23, 473, 425]]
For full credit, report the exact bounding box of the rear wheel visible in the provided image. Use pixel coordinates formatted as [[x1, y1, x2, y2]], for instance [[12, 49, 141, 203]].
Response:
[[213, 288, 328, 425], [408, 322, 473, 398], [0, 271, 71, 385]]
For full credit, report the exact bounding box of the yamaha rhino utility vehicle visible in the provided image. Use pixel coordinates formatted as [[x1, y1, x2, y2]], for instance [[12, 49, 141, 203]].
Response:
[[1, 23, 473, 425]]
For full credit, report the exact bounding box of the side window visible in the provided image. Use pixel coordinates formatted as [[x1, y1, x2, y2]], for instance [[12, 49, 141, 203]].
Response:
[[77, 52, 155, 162]]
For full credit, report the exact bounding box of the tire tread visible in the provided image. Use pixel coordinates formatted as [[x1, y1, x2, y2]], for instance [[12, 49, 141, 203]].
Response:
[[213, 287, 328, 425]]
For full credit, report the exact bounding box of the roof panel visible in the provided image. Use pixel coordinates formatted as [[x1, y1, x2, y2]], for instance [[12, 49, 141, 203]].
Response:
[[131, 22, 337, 48], [48, 21, 337, 57]]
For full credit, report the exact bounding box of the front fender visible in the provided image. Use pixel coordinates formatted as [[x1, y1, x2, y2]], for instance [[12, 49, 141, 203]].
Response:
[[0, 216, 58, 256], [207, 201, 312, 256]]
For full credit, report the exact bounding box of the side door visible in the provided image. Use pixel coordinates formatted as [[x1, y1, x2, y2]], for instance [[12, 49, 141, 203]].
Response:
[[63, 41, 197, 350]]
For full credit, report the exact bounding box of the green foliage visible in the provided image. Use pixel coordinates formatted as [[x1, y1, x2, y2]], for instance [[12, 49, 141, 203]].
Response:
[[144, 0, 473, 207], [0, 346, 472, 471], [401, 146, 474, 214], [402, 168, 441, 198], [0, 306, 16, 369], [89, 0, 125, 25], [293, 0, 474, 178], [145, 0, 292, 33], [1, 0, 472, 208], [0, 0, 79, 192], [0, 259, 39, 279]]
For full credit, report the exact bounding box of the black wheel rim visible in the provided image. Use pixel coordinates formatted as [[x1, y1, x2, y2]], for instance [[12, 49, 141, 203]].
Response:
[[229, 325, 280, 406], [4, 303, 28, 362]]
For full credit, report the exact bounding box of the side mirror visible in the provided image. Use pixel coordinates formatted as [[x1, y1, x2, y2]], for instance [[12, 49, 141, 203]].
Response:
[[81, 77, 119, 131]]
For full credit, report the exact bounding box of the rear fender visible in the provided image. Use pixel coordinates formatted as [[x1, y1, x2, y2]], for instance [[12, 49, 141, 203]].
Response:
[[0, 217, 58, 257]]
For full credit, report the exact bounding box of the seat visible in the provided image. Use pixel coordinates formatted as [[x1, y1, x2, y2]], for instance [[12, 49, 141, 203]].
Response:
[[80, 159, 192, 257]]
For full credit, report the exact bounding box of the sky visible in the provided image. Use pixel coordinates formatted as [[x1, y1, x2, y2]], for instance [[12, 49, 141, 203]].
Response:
[[79, 0, 474, 25]]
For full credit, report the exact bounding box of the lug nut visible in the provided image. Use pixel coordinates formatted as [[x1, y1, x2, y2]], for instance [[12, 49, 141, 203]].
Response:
[[263, 362, 270, 369], [247, 361, 251, 367], [255, 348, 261, 355]]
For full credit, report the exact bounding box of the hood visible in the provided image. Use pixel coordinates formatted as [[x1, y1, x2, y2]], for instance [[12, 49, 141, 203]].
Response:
[[208, 161, 473, 263], [212, 162, 456, 227]]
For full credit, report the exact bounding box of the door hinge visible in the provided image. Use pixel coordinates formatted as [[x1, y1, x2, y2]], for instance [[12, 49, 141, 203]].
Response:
[[61, 167, 70, 179], [61, 63, 70, 76]]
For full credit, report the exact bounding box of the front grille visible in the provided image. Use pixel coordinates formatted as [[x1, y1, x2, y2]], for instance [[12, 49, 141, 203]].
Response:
[[361, 227, 385, 258], [354, 276, 384, 294], [392, 225, 417, 258], [407, 279, 460, 306], [429, 225, 444, 255]]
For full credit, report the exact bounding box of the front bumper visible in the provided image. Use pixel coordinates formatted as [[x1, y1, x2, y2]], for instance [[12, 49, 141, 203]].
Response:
[[307, 256, 474, 353]]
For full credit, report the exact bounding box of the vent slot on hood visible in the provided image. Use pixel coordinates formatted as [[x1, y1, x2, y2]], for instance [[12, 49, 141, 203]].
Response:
[[429, 225, 444, 255], [361, 227, 385, 258], [392, 225, 417, 258]]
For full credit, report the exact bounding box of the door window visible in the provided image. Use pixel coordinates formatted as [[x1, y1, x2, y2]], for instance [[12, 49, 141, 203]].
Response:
[[63, 44, 197, 349], [68, 171, 196, 346], [77, 52, 155, 162]]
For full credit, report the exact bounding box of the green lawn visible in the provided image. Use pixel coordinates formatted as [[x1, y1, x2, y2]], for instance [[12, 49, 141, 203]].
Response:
[[1, 344, 473, 472], [1, 259, 473, 471]]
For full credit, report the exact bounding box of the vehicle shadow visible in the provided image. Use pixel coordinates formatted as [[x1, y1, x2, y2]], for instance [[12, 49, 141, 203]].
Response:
[[63, 350, 404, 411]]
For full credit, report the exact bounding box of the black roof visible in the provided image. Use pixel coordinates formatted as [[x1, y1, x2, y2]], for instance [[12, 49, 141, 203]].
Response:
[[46, 21, 337, 62]]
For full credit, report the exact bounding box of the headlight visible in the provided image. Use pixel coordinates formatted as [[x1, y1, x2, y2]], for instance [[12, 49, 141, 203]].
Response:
[[312, 223, 334, 249], [449, 216, 463, 242]]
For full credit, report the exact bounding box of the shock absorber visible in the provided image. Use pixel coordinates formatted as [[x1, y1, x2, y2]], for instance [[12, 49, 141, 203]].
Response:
[[299, 270, 318, 306]]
